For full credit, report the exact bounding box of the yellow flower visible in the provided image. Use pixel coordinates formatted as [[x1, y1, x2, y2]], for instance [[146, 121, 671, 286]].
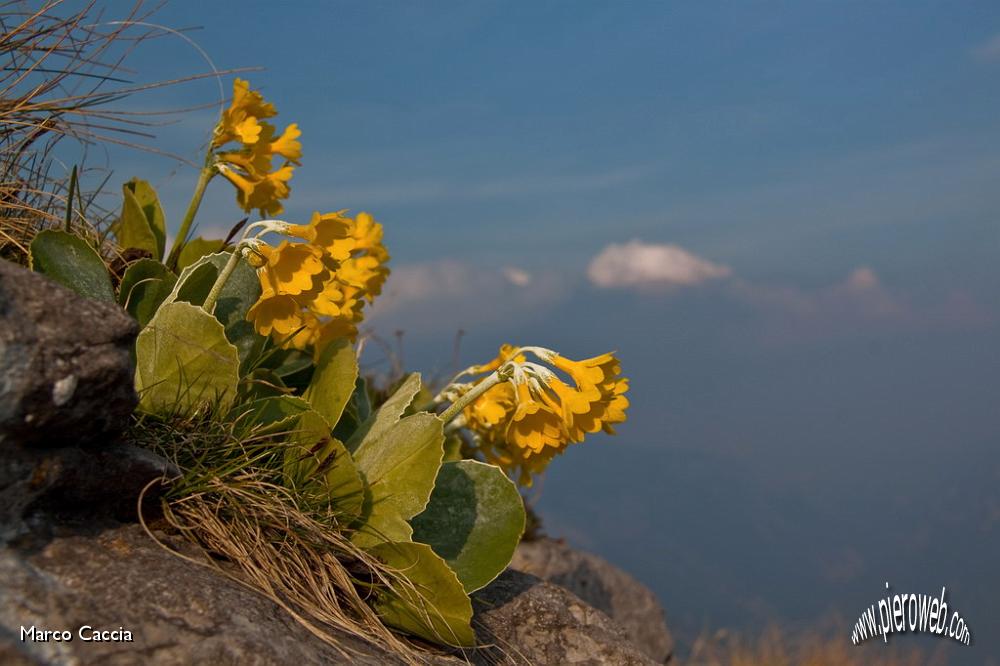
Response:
[[342, 211, 391, 300], [213, 81, 300, 217], [221, 164, 294, 217], [285, 210, 389, 304], [548, 352, 621, 392], [269, 123, 302, 163], [313, 317, 360, 350], [241, 207, 391, 352], [219, 123, 300, 172], [306, 279, 360, 318], [545, 376, 601, 417], [283, 315, 361, 354], [256, 240, 327, 296], [506, 383, 569, 454], [459, 374, 570, 486], [453, 345, 629, 486], [281, 311, 321, 350], [244, 224, 385, 349], [338, 255, 388, 297], [287, 211, 356, 261], [351, 211, 383, 249], [550, 358, 629, 441], [213, 79, 277, 148], [470, 344, 524, 374], [247, 292, 306, 337], [464, 382, 516, 431]]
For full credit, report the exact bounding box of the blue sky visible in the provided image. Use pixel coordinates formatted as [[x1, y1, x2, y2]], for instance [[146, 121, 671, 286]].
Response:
[[88, 1, 1000, 661]]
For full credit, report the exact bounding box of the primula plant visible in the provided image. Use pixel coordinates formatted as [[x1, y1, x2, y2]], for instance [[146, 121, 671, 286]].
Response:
[[26, 79, 630, 654]]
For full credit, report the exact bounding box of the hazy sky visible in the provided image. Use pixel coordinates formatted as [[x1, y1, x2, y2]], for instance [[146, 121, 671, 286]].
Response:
[[88, 1, 1000, 661]]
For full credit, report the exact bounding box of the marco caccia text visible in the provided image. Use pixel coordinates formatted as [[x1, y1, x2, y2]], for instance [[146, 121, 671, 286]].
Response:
[[21, 625, 133, 642]]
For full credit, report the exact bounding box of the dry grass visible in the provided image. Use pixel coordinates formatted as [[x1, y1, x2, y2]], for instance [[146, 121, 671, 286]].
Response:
[[134, 410, 464, 665], [0, 0, 143, 258], [0, 0, 240, 262], [158, 480, 427, 663], [687, 624, 948, 666]]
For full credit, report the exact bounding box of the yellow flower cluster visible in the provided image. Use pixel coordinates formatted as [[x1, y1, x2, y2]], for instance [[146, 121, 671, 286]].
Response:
[[460, 345, 629, 485], [245, 210, 389, 349], [212, 79, 301, 217]]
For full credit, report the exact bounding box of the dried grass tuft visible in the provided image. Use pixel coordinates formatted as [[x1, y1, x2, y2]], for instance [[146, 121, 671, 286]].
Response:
[[134, 410, 461, 665], [0, 0, 243, 262]]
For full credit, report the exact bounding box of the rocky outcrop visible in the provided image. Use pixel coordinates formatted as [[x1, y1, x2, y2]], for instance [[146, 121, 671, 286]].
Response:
[[0, 441, 176, 545], [0, 525, 413, 666], [0, 525, 662, 666], [0, 261, 163, 546], [512, 538, 674, 663], [0, 260, 137, 447], [472, 570, 658, 665]]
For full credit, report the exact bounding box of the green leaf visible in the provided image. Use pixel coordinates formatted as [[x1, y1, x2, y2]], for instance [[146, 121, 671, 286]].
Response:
[[345, 372, 421, 453], [367, 541, 475, 647], [351, 412, 444, 548], [302, 339, 358, 428], [237, 368, 289, 403], [239, 395, 313, 433], [411, 460, 525, 593], [353, 376, 373, 422], [126, 179, 167, 258], [134, 301, 240, 415], [282, 409, 364, 516], [165, 251, 227, 305], [117, 259, 177, 327], [332, 376, 372, 442], [163, 252, 262, 362], [29, 229, 114, 302], [212, 259, 262, 364], [172, 261, 217, 304], [442, 434, 464, 462], [115, 178, 166, 259], [264, 347, 315, 379], [177, 237, 225, 270]]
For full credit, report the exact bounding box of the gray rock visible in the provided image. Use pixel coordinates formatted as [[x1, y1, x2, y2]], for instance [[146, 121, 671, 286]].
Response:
[[472, 569, 658, 665], [511, 537, 674, 663], [0, 442, 177, 545], [0, 524, 661, 666], [0, 525, 428, 666], [0, 259, 138, 448]]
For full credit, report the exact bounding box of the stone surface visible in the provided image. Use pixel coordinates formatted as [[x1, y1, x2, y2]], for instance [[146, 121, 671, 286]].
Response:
[[0, 524, 661, 666], [471, 569, 657, 665], [0, 442, 176, 545], [0, 259, 138, 448], [512, 537, 674, 663], [0, 525, 431, 666]]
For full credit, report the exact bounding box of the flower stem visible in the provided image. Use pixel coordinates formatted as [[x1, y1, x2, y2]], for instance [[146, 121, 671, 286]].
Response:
[[202, 246, 243, 314], [438, 364, 513, 424], [166, 155, 216, 270]]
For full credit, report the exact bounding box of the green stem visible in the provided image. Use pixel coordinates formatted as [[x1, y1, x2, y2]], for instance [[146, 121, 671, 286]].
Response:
[[166, 157, 216, 270], [438, 368, 510, 424], [202, 246, 243, 314]]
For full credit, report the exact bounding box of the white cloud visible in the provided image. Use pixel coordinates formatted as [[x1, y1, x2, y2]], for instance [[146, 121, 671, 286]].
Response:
[[972, 32, 1000, 61], [732, 267, 910, 343], [728, 266, 993, 343], [502, 266, 532, 287], [587, 240, 731, 289], [843, 266, 878, 291], [366, 260, 569, 335]]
